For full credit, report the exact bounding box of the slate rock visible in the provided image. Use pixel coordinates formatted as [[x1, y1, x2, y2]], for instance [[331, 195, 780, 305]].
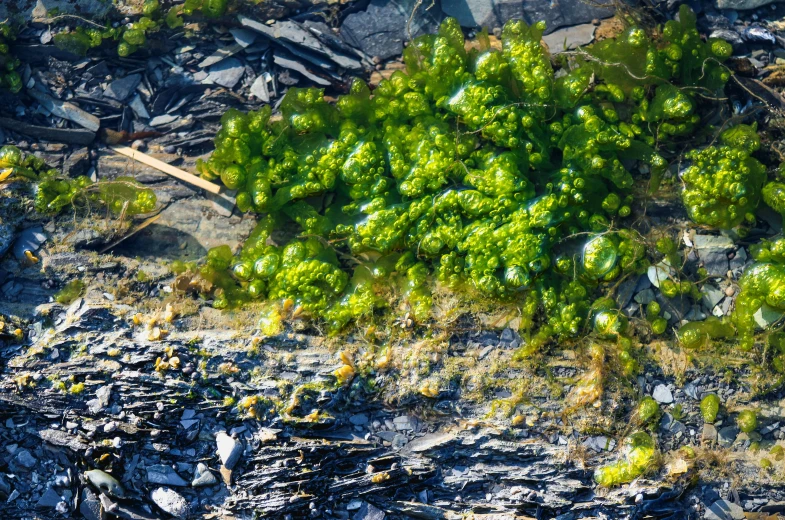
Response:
[[80, 489, 101, 520], [192, 463, 217, 487], [207, 57, 245, 89], [147, 465, 188, 487], [494, 0, 614, 35], [702, 424, 718, 443], [151, 487, 190, 519], [716, 0, 776, 9], [700, 250, 729, 277], [341, 0, 442, 60], [13, 226, 46, 262], [718, 426, 739, 447], [35, 486, 61, 509], [652, 384, 673, 404], [353, 501, 386, 520], [705, 499, 745, 520], [350, 414, 369, 425], [216, 431, 243, 470], [542, 23, 596, 54], [442, 0, 499, 28], [103, 74, 142, 101], [63, 147, 90, 177], [15, 449, 36, 469]]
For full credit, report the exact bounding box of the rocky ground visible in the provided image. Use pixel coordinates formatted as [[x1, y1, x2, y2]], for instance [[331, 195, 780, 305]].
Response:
[[3, 0, 785, 519]]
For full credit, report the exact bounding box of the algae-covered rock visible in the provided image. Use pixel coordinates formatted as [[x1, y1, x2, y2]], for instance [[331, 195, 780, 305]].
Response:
[[594, 431, 656, 487]]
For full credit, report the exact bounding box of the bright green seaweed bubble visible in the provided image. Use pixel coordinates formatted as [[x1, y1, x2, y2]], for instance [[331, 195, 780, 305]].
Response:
[[192, 10, 734, 339], [737, 410, 758, 433], [594, 431, 655, 487], [700, 394, 720, 423], [635, 397, 660, 423]]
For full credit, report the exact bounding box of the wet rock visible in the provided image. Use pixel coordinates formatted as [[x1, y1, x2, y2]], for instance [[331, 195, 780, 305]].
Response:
[[702, 285, 725, 311], [146, 465, 189, 487], [702, 424, 718, 443], [206, 57, 245, 89], [63, 147, 90, 177], [87, 384, 112, 414], [216, 431, 243, 470], [13, 226, 46, 262], [192, 463, 217, 487], [718, 426, 739, 447], [103, 74, 142, 102], [494, 0, 614, 35], [442, 0, 499, 28], [583, 435, 615, 452], [15, 449, 36, 469], [705, 499, 745, 520], [151, 487, 190, 519], [353, 501, 386, 520], [79, 489, 101, 520], [754, 304, 781, 329], [341, 0, 441, 60], [701, 250, 730, 277], [542, 23, 596, 54], [716, 0, 775, 10], [653, 384, 673, 404], [35, 486, 61, 509], [350, 414, 369, 426]]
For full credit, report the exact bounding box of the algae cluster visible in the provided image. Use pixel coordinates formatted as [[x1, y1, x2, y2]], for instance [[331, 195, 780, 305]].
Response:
[[52, 0, 229, 57], [193, 7, 742, 350]]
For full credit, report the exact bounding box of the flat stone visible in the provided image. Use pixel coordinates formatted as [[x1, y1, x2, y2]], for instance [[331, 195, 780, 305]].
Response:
[[442, 0, 499, 28], [207, 57, 245, 89], [341, 0, 441, 60], [151, 487, 189, 519], [350, 414, 369, 425], [705, 499, 745, 520], [35, 487, 61, 509], [701, 249, 730, 277], [652, 384, 673, 404], [146, 465, 188, 487], [149, 114, 178, 127], [634, 288, 655, 305], [103, 74, 142, 101], [542, 23, 596, 54], [692, 234, 734, 250], [718, 426, 739, 447], [648, 263, 672, 288], [63, 147, 90, 177], [716, 0, 776, 9], [754, 304, 782, 330], [128, 94, 150, 120], [701, 284, 725, 311], [702, 424, 718, 443], [216, 431, 243, 470], [583, 435, 615, 452], [79, 489, 101, 520], [15, 449, 36, 469], [353, 501, 386, 520], [494, 0, 614, 35], [192, 463, 217, 487]]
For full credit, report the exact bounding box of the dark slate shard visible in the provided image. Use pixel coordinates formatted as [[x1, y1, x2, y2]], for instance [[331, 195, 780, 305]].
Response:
[[341, 0, 443, 60], [442, 0, 500, 28], [103, 74, 142, 102], [63, 147, 90, 177], [493, 0, 614, 35]]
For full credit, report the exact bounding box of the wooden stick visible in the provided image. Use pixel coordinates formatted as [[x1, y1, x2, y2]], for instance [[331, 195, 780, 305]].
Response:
[[110, 145, 221, 194]]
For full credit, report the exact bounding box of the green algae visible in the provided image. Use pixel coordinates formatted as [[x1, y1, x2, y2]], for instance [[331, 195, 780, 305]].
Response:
[[194, 11, 741, 339], [635, 397, 660, 424], [55, 280, 85, 305], [593, 431, 656, 487], [700, 393, 720, 423], [0, 23, 21, 94], [737, 410, 758, 433], [676, 317, 735, 350]]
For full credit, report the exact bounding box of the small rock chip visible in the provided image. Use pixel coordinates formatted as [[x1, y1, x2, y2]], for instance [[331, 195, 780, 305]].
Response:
[[705, 499, 744, 520], [215, 431, 243, 470], [151, 487, 190, 519], [79, 489, 101, 520], [35, 486, 61, 509], [207, 57, 245, 89], [103, 74, 142, 102], [702, 424, 718, 443], [15, 450, 36, 469], [146, 465, 189, 487], [192, 463, 217, 487], [652, 384, 673, 404]]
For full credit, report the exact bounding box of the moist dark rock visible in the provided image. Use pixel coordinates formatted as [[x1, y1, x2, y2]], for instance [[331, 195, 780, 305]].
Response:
[[341, 0, 442, 60], [63, 147, 90, 177], [493, 0, 614, 34], [103, 74, 142, 102]]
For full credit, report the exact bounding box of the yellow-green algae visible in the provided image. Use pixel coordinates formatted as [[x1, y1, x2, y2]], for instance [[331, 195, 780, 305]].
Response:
[[193, 8, 741, 346], [0, 23, 21, 94], [737, 409, 758, 433], [593, 431, 655, 486], [700, 393, 720, 423]]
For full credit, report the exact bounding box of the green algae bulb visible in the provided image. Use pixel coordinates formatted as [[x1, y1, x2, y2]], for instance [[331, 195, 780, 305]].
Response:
[[737, 410, 758, 433], [636, 397, 659, 423], [594, 431, 655, 487], [700, 394, 720, 423], [582, 236, 618, 279]]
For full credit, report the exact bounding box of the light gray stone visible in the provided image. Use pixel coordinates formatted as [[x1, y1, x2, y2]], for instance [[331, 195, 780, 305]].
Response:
[[716, 0, 777, 9], [216, 431, 243, 470], [652, 384, 673, 404], [146, 465, 188, 487], [207, 57, 245, 89], [151, 487, 190, 519], [192, 463, 217, 487]]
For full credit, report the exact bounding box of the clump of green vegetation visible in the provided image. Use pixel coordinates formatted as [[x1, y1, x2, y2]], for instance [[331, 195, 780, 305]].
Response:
[[676, 317, 734, 350], [0, 22, 21, 93], [733, 237, 785, 351], [593, 431, 655, 486], [737, 409, 758, 433], [166, 0, 229, 28], [700, 394, 720, 423], [55, 280, 85, 304], [193, 8, 739, 345], [635, 397, 660, 424], [681, 124, 766, 229], [0, 145, 156, 215]]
